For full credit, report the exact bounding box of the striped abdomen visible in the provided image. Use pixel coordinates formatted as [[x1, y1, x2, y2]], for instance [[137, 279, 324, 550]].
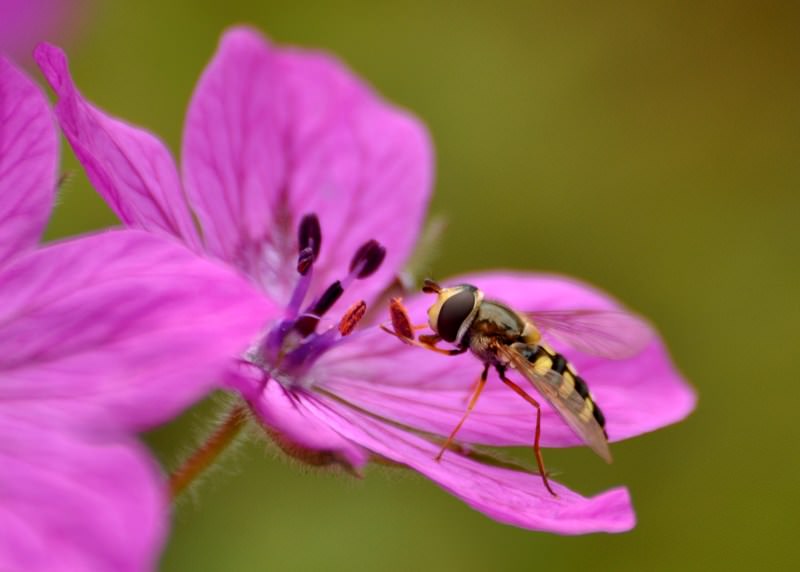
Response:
[[522, 344, 608, 437]]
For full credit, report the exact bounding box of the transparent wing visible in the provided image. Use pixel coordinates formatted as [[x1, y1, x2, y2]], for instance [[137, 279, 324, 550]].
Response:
[[496, 344, 612, 462], [527, 309, 653, 360]]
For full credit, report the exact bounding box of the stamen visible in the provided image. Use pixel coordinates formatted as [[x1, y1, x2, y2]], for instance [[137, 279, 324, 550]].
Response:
[[339, 301, 367, 336], [282, 300, 371, 374], [287, 214, 323, 318], [291, 238, 386, 339], [297, 214, 321, 261], [294, 281, 344, 337], [349, 240, 386, 279], [262, 223, 388, 379], [311, 281, 344, 316], [296, 247, 314, 276]]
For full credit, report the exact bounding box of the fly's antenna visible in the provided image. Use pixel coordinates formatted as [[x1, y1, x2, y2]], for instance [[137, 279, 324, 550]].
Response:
[[422, 278, 442, 294]]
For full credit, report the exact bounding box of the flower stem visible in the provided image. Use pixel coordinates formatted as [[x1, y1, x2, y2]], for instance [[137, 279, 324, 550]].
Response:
[[169, 403, 248, 499]]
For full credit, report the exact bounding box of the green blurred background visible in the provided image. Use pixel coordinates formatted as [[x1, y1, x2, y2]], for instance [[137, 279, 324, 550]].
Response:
[[37, 1, 799, 570]]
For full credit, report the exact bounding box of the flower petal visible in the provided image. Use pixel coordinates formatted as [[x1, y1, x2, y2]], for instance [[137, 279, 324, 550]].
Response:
[[182, 27, 432, 308], [301, 394, 635, 534], [0, 0, 75, 57], [228, 363, 368, 470], [0, 419, 165, 572], [0, 56, 56, 266], [0, 229, 275, 431], [34, 43, 203, 251], [319, 271, 696, 447]]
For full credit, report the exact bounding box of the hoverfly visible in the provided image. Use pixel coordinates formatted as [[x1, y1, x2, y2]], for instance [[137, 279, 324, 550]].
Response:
[[382, 279, 651, 496]]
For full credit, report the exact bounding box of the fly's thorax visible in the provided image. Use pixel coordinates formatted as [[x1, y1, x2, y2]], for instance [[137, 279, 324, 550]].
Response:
[[426, 284, 483, 345], [470, 300, 528, 341], [462, 301, 528, 364]]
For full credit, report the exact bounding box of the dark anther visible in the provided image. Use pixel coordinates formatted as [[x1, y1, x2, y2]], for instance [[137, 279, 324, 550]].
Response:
[[294, 281, 345, 337], [389, 298, 415, 340], [293, 315, 319, 338], [311, 281, 344, 317], [298, 213, 322, 260], [339, 301, 367, 336], [349, 240, 386, 279], [422, 279, 441, 294], [297, 247, 315, 276]]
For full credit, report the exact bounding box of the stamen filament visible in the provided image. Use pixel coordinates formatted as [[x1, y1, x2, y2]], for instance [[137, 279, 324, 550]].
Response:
[[287, 251, 314, 318], [169, 403, 248, 499], [286, 214, 322, 318]]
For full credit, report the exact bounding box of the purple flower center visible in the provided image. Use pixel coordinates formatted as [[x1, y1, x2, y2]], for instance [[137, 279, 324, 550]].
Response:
[[250, 214, 385, 388]]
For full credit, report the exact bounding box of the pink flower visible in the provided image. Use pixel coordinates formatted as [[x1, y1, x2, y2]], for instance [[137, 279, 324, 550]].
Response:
[[35, 27, 696, 535], [0, 57, 272, 570], [0, 0, 81, 58]]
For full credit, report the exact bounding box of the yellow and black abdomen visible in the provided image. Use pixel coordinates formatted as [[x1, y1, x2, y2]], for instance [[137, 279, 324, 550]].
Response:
[[522, 344, 608, 436]]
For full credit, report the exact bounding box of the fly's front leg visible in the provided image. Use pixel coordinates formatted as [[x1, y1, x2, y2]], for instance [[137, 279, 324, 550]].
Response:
[[381, 297, 465, 356], [381, 325, 466, 356]]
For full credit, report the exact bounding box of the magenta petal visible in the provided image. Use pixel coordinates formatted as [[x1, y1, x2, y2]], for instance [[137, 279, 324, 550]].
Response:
[[0, 0, 75, 57], [232, 366, 368, 469], [182, 27, 432, 308], [33, 43, 203, 251], [319, 271, 696, 447], [0, 229, 275, 431], [0, 419, 165, 572], [301, 396, 635, 534], [0, 56, 56, 266]]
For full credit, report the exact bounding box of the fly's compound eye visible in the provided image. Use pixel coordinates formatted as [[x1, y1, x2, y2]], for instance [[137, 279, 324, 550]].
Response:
[[437, 287, 477, 343]]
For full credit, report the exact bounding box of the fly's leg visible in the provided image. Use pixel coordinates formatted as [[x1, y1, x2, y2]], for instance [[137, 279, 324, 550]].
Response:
[[496, 366, 558, 498], [381, 297, 465, 356], [435, 363, 490, 461], [380, 324, 466, 356]]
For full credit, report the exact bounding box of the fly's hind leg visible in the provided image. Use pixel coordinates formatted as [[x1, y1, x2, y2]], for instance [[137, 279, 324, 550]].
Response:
[[496, 366, 558, 498], [436, 363, 490, 461]]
